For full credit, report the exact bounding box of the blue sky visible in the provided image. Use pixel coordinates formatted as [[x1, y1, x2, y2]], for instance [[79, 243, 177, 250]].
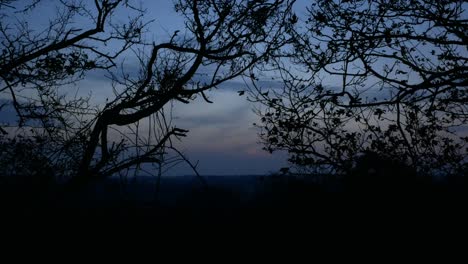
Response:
[[4, 1, 466, 176], [168, 86, 289, 176], [0, 0, 297, 176], [2, 0, 432, 176], [138, 0, 340, 176], [116, 1, 293, 175]]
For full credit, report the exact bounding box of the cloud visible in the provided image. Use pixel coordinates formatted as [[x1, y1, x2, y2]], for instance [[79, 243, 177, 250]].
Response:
[[172, 89, 257, 146]]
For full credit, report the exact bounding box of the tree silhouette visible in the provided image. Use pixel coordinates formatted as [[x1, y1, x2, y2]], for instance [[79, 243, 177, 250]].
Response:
[[0, 0, 294, 187], [251, 0, 467, 177]]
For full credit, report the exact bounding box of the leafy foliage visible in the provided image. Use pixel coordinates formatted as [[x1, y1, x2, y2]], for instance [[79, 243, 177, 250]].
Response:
[[252, 0, 468, 177]]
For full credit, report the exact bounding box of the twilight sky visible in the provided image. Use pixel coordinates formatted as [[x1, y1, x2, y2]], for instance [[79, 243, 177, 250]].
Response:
[[135, 0, 312, 175], [1, 0, 314, 176], [4, 1, 466, 177], [127, 1, 299, 175]]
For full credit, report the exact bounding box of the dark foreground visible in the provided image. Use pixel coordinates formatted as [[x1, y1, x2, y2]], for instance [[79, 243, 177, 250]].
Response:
[[0, 174, 466, 230]]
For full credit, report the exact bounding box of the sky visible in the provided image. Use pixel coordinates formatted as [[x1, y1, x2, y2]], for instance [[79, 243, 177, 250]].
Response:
[[0, 0, 299, 176], [115, 1, 294, 175], [137, 0, 310, 176], [3, 1, 466, 176]]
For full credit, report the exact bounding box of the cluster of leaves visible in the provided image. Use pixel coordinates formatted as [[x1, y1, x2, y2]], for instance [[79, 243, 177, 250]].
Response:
[[252, 0, 468, 177]]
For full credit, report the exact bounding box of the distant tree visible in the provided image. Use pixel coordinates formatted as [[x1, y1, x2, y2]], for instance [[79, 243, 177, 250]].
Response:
[[0, 0, 294, 186], [251, 0, 468, 177]]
